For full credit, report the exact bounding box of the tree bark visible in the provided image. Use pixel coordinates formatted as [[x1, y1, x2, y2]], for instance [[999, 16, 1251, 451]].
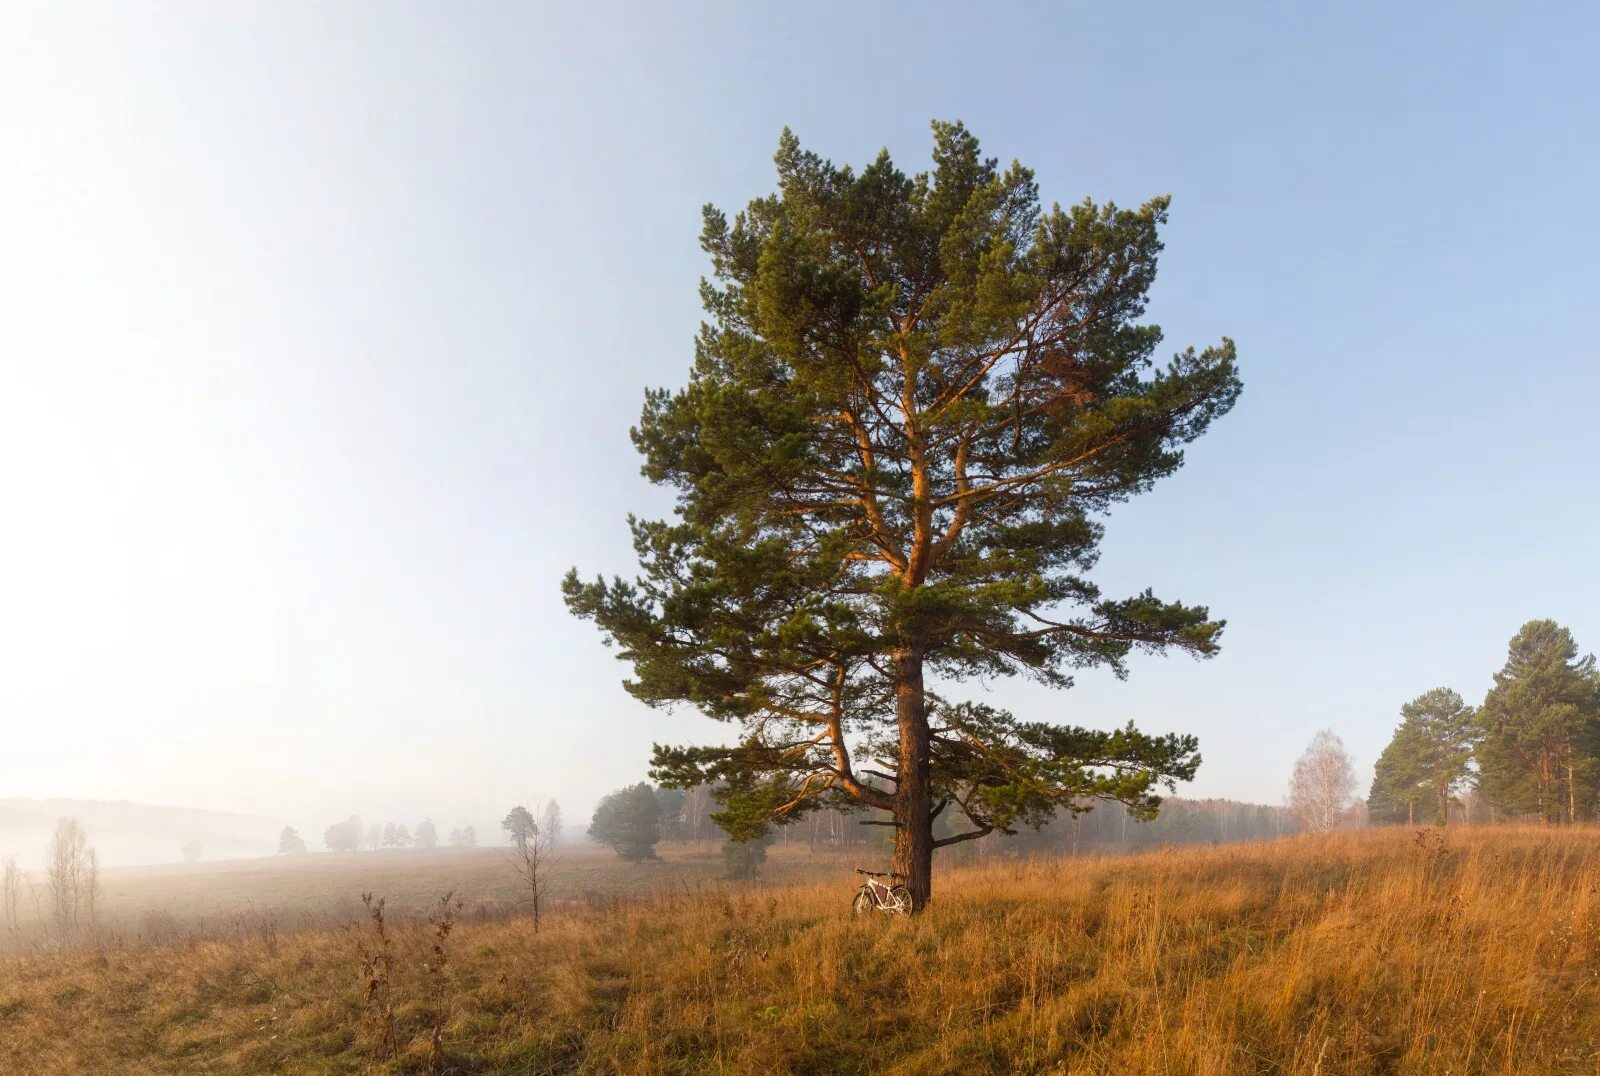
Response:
[[891, 646, 934, 908]]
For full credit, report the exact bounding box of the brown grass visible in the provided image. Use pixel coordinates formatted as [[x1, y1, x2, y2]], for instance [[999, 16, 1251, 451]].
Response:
[[3, 825, 1599, 1073]]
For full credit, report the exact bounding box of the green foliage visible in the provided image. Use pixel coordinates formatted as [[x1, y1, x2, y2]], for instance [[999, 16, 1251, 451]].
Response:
[[721, 830, 776, 880], [564, 122, 1239, 888], [588, 783, 663, 862], [501, 805, 537, 848], [1475, 621, 1600, 822], [1368, 688, 1476, 825]]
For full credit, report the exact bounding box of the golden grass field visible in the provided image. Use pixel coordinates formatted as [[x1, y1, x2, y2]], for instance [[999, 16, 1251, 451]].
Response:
[[4, 825, 1600, 1073]]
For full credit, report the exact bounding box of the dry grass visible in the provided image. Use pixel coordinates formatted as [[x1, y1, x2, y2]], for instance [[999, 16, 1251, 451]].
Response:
[[3, 825, 1600, 1073]]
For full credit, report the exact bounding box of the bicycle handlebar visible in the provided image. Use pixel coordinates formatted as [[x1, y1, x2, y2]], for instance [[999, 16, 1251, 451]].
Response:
[[854, 868, 906, 879]]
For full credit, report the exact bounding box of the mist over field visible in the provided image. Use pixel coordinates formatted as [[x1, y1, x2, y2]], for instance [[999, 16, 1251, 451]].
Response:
[[0, 800, 280, 868]]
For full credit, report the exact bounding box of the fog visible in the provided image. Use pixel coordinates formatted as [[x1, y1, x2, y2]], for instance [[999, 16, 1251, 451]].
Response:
[[4, 4, 1598, 854]]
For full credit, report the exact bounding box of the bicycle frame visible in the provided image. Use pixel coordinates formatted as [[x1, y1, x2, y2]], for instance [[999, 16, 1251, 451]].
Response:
[[852, 868, 914, 916]]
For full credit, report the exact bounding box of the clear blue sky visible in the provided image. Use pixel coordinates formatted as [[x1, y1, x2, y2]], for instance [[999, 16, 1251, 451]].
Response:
[[2, 1, 1596, 837]]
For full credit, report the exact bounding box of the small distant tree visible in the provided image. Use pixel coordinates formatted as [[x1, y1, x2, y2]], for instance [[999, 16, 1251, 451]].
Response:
[[414, 818, 438, 849], [180, 840, 203, 863], [501, 802, 557, 931], [1288, 730, 1358, 834], [448, 826, 479, 849], [46, 817, 98, 942], [722, 830, 776, 880], [366, 823, 383, 851], [278, 826, 307, 854], [501, 806, 537, 846], [539, 800, 563, 844], [325, 815, 364, 853], [379, 823, 414, 848], [589, 783, 661, 862], [3, 856, 20, 935]]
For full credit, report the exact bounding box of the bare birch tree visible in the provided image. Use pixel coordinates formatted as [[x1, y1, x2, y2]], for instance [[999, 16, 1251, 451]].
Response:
[[539, 799, 563, 845], [46, 818, 99, 942], [1288, 730, 1358, 834], [2, 856, 20, 935]]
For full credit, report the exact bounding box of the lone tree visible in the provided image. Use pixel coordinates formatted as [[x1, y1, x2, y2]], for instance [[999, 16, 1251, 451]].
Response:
[[539, 799, 563, 844], [1476, 620, 1600, 824], [501, 802, 557, 931], [1288, 730, 1357, 834], [501, 805, 538, 846], [414, 818, 438, 850], [324, 815, 363, 853], [588, 783, 662, 863], [278, 825, 307, 854], [564, 122, 1240, 906]]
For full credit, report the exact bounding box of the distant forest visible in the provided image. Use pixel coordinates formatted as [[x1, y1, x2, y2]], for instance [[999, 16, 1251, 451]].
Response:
[[642, 784, 1296, 858]]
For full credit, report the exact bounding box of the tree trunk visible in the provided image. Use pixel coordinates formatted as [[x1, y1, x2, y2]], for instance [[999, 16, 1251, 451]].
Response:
[[1568, 762, 1578, 825], [891, 647, 934, 909], [1407, 800, 1414, 826], [1438, 786, 1449, 827]]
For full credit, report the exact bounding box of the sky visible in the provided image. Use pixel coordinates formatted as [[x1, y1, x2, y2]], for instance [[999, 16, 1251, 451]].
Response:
[[2, 2, 1597, 843]]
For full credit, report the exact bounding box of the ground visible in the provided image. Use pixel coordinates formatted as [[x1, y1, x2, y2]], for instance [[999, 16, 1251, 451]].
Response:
[[2, 826, 1598, 1073]]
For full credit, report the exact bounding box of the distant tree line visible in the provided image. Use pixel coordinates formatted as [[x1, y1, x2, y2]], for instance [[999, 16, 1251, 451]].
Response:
[[585, 777, 1295, 877], [1368, 620, 1600, 825]]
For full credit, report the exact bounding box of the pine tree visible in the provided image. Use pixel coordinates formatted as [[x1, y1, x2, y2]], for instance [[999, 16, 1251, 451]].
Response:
[[564, 122, 1240, 906], [501, 806, 538, 846], [414, 818, 438, 849], [588, 783, 662, 863], [1369, 719, 1427, 825], [1475, 621, 1600, 823], [1370, 689, 1476, 825]]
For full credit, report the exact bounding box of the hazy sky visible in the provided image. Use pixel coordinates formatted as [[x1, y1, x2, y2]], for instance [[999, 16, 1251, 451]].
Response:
[[3, 2, 1597, 838]]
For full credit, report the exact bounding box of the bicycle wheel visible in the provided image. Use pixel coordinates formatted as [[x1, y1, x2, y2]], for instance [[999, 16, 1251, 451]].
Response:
[[851, 887, 875, 916], [887, 885, 916, 916]]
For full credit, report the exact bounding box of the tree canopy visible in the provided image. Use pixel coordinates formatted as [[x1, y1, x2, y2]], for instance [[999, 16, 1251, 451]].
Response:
[[1368, 688, 1476, 825], [565, 122, 1240, 904], [588, 783, 663, 863], [1475, 620, 1600, 823]]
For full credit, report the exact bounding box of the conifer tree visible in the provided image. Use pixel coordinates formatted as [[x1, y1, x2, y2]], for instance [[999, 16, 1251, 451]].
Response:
[[1475, 621, 1600, 823], [588, 783, 662, 863], [1368, 721, 1428, 825], [564, 122, 1240, 906], [1368, 688, 1476, 825]]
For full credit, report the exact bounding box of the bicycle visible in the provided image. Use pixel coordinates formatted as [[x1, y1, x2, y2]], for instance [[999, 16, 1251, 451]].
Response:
[[851, 868, 915, 916]]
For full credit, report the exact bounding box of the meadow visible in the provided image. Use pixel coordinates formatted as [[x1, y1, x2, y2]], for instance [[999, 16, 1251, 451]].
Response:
[[3, 825, 1599, 1073]]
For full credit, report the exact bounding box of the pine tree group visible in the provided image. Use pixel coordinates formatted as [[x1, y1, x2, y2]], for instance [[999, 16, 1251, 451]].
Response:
[[1369, 621, 1600, 825]]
